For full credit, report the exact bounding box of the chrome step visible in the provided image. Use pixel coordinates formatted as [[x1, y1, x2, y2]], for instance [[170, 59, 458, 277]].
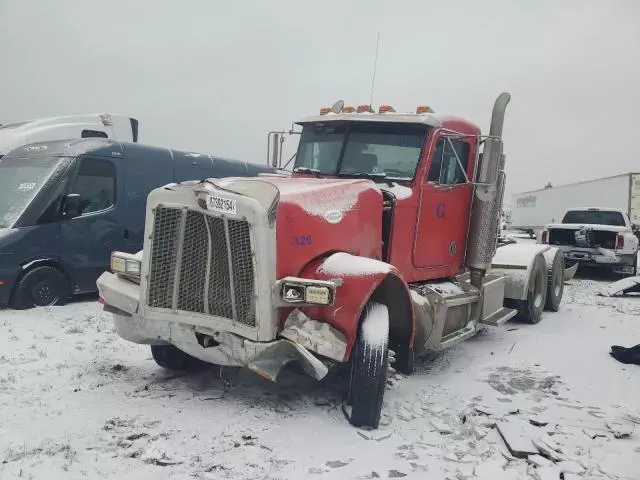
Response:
[[480, 306, 518, 326]]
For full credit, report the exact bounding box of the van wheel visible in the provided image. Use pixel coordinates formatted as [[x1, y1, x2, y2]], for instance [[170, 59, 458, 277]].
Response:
[[544, 249, 564, 312], [150, 345, 211, 371], [346, 302, 389, 429], [12, 266, 70, 309], [519, 255, 548, 324]]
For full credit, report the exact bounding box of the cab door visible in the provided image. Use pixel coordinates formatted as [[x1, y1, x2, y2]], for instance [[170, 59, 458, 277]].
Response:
[[413, 134, 475, 275]]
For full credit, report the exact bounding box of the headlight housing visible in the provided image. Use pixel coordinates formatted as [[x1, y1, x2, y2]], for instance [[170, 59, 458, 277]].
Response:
[[110, 251, 142, 283], [276, 277, 336, 306]]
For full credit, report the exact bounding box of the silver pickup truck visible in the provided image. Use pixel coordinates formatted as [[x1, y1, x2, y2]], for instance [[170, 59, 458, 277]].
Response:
[[539, 208, 639, 276]]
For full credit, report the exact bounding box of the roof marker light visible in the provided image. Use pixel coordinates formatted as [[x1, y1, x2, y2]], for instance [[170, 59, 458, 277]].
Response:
[[378, 104, 395, 113], [416, 105, 434, 114], [319, 107, 331, 115], [341, 106, 356, 113], [357, 104, 374, 113]]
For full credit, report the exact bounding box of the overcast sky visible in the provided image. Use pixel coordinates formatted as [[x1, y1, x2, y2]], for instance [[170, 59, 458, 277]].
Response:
[[2, 0, 639, 199]]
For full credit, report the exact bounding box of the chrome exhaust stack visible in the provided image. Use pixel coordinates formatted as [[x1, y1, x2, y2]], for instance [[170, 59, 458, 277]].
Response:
[[466, 92, 511, 288]]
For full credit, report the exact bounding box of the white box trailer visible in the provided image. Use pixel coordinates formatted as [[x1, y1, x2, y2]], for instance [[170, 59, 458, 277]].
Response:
[[0, 113, 139, 157], [511, 173, 640, 237]]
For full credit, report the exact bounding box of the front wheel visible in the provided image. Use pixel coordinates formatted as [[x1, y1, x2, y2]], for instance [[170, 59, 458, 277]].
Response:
[[150, 345, 211, 371], [12, 266, 70, 309], [347, 302, 389, 429]]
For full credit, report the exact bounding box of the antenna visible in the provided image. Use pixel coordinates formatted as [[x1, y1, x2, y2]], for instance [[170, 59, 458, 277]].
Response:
[[369, 32, 381, 107]]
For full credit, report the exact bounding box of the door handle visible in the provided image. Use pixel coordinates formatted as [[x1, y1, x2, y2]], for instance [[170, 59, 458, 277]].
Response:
[[123, 228, 129, 239]]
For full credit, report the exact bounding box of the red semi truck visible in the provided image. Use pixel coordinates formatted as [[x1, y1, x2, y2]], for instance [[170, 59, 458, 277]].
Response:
[[98, 93, 565, 429]]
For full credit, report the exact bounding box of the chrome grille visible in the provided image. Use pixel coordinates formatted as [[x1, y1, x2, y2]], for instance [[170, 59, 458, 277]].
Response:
[[177, 211, 208, 312], [146, 206, 256, 327], [147, 207, 182, 309]]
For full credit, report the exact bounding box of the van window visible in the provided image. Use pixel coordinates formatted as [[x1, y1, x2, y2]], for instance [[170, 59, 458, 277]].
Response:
[[427, 138, 470, 185], [81, 129, 108, 139], [72, 157, 116, 214]]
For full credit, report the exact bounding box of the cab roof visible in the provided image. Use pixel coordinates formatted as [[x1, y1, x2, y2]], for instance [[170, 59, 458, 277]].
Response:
[[295, 112, 479, 130]]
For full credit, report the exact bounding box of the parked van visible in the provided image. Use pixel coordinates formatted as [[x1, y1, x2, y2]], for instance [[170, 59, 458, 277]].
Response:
[[0, 138, 275, 309], [0, 113, 139, 158]]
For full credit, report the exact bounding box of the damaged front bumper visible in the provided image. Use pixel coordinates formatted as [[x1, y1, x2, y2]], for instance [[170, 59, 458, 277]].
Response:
[[97, 272, 347, 383]]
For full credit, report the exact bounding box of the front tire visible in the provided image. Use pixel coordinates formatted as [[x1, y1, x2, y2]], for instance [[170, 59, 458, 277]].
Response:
[[11, 266, 70, 309], [150, 345, 210, 371], [519, 254, 548, 324], [347, 302, 389, 429]]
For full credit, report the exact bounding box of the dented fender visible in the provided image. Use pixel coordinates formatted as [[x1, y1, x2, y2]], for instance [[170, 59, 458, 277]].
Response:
[[296, 252, 413, 362]]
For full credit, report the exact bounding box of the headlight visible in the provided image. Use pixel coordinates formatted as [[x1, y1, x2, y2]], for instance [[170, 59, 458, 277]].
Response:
[[110, 252, 141, 278], [280, 278, 335, 306]]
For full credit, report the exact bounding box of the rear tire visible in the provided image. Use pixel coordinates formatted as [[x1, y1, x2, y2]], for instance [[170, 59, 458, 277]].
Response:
[[519, 255, 548, 324], [544, 249, 564, 312], [347, 302, 389, 429], [150, 345, 210, 371], [11, 266, 70, 309]]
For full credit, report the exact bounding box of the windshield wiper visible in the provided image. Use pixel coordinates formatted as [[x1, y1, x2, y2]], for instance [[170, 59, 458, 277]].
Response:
[[337, 171, 387, 180], [293, 167, 323, 177]]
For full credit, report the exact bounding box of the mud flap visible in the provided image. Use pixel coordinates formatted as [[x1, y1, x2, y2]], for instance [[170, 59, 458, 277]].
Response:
[[246, 340, 329, 382], [563, 262, 578, 281], [598, 276, 640, 297]]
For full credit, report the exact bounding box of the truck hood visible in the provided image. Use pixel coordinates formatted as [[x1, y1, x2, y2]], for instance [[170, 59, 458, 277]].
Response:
[[208, 176, 385, 278], [546, 223, 628, 232]]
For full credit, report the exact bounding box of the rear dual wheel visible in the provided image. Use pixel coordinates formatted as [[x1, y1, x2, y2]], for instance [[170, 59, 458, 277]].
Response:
[[544, 248, 564, 312], [519, 254, 548, 324]]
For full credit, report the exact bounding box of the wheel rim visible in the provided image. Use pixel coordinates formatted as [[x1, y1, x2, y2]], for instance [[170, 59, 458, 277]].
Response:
[[32, 280, 59, 306]]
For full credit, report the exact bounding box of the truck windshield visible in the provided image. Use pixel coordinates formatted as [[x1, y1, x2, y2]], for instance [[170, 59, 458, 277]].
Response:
[[294, 122, 427, 180], [0, 155, 66, 228], [562, 210, 625, 226]]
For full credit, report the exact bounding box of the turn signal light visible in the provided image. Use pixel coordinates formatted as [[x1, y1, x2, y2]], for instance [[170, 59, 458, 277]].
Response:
[[416, 105, 434, 114], [617, 234, 625, 249], [319, 107, 331, 115], [541, 231, 548, 244], [357, 104, 374, 113], [341, 106, 356, 113], [378, 104, 396, 113]]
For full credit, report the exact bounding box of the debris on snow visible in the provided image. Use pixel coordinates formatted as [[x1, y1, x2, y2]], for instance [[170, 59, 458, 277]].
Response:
[[496, 420, 539, 458], [527, 454, 554, 468], [606, 420, 635, 438], [325, 457, 354, 468], [357, 430, 393, 442], [533, 465, 562, 480]]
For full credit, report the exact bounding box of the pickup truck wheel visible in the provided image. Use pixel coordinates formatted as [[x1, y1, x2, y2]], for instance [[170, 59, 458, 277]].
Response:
[[150, 345, 210, 371], [544, 249, 564, 312], [347, 302, 389, 429], [11, 266, 70, 309], [520, 255, 548, 324]]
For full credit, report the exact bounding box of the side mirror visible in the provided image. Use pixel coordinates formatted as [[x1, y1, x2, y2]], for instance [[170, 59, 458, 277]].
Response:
[[62, 194, 81, 218]]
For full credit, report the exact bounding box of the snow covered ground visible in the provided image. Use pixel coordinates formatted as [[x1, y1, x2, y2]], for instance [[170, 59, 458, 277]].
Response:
[[1, 275, 639, 479]]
